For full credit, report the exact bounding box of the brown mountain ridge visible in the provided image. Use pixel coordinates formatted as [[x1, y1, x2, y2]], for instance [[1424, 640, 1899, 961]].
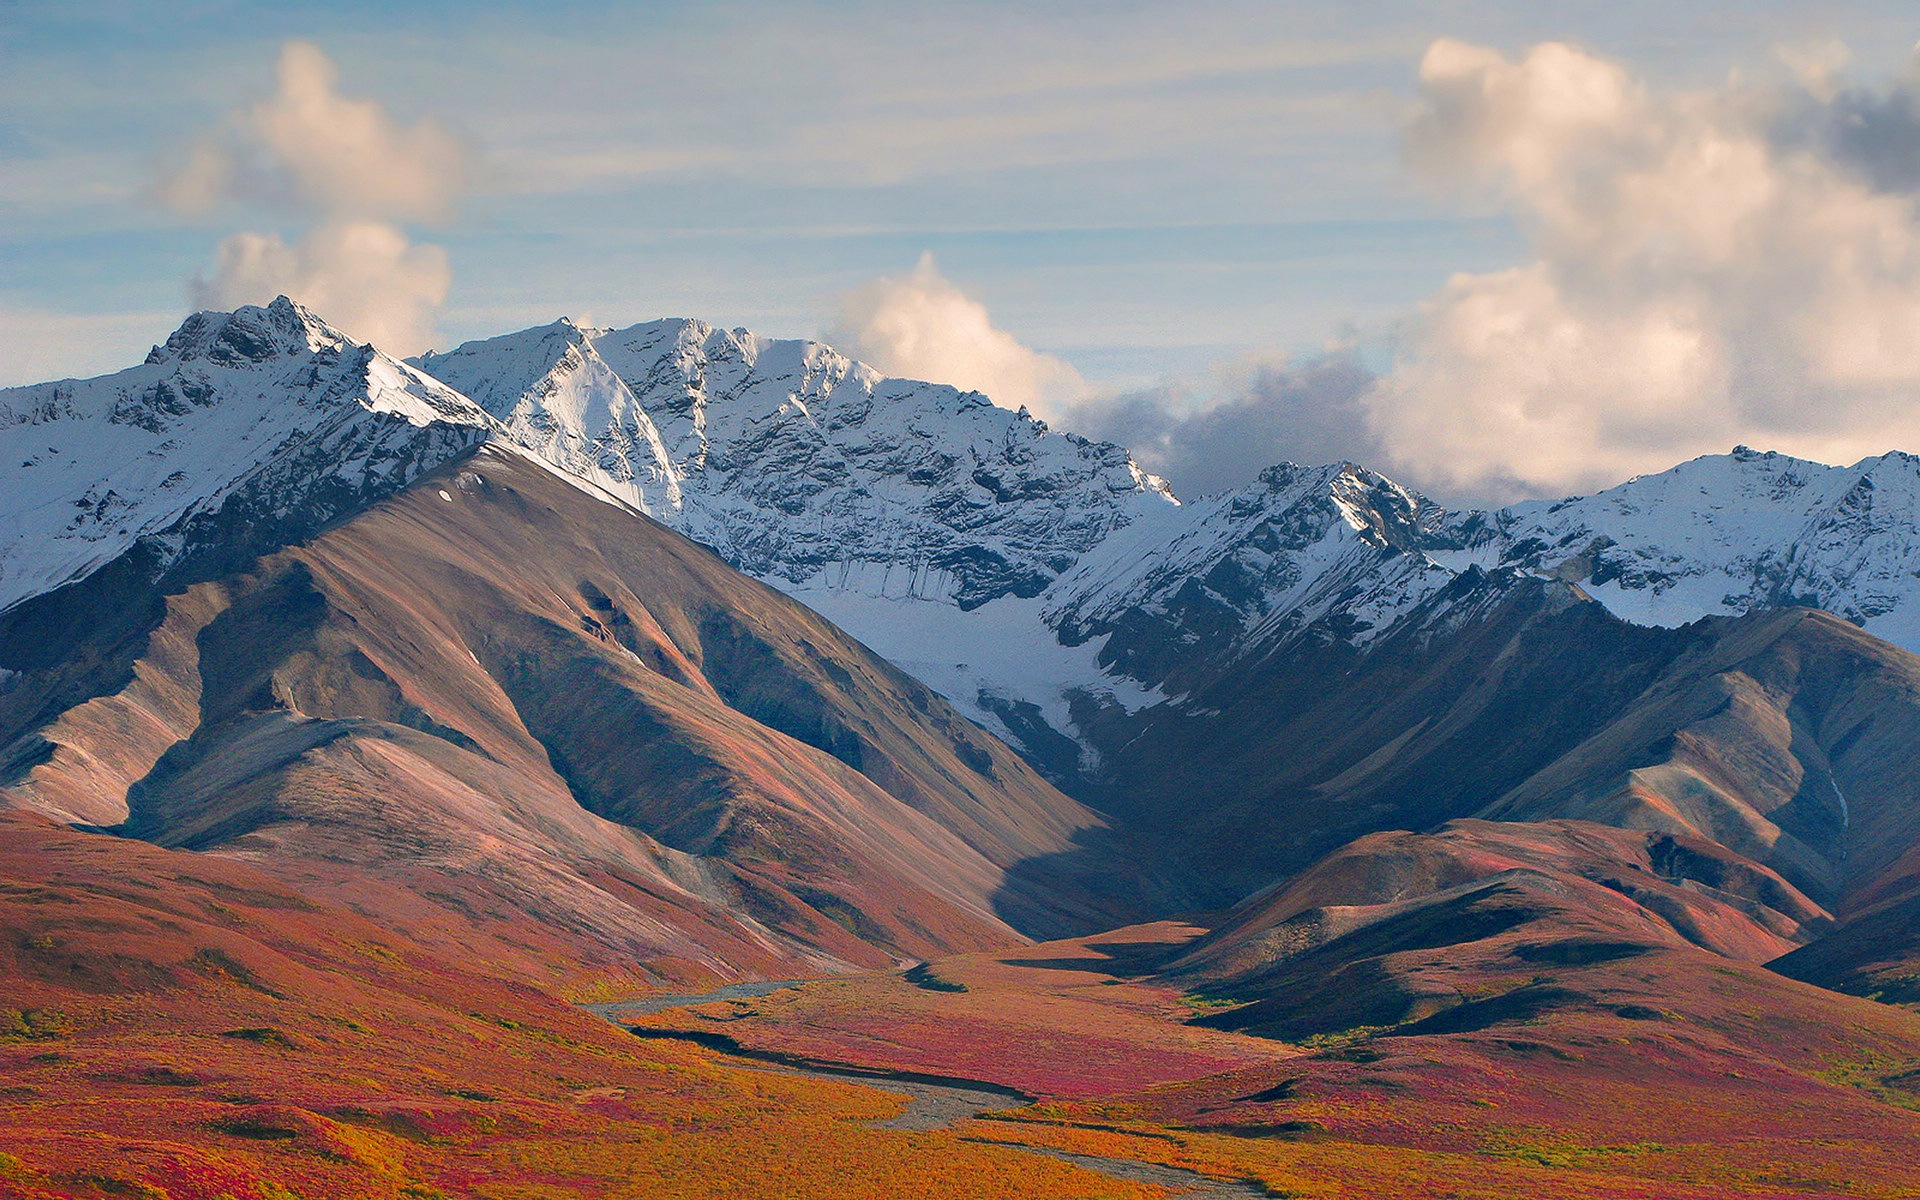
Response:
[[0, 445, 1173, 982]]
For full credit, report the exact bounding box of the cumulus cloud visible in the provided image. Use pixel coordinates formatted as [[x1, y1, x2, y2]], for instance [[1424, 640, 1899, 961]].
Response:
[[829, 254, 1389, 496], [191, 223, 450, 353], [160, 40, 467, 353], [830, 253, 1090, 422], [1064, 352, 1383, 497], [1366, 38, 1920, 500]]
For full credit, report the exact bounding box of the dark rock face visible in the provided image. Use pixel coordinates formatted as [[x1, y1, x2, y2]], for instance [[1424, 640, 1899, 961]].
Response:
[[1052, 560, 1920, 924]]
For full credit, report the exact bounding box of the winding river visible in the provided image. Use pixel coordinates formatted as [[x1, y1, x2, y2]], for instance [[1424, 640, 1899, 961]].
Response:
[[585, 983, 1268, 1199]]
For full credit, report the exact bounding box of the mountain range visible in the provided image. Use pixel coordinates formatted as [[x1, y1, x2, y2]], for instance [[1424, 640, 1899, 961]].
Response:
[[4, 297, 1920, 1199]]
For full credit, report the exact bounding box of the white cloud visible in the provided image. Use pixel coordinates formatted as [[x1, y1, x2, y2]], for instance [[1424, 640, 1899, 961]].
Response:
[[828, 256, 1388, 497], [159, 40, 466, 353], [1366, 38, 1920, 500], [191, 222, 450, 354], [830, 253, 1090, 422], [161, 40, 466, 221]]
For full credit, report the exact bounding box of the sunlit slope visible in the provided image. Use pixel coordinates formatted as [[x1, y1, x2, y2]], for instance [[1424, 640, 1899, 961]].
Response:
[[0, 446, 1160, 978]]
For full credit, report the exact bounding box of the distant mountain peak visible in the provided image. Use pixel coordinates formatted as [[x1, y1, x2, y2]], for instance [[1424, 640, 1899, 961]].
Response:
[[0, 300, 494, 613], [417, 316, 1176, 609], [144, 295, 350, 369], [1429, 445, 1920, 650]]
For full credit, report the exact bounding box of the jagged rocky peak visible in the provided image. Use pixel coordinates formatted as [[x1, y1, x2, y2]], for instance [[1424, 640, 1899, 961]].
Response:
[[1197, 459, 1444, 555], [0, 298, 495, 614], [413, 316, 599, 413], [415, 318, 685, 511], [1042, 460, 1456, 672], [416, 316, 1177, 608], [143, 295, 350, 368], [1427, 445, 1920, 653], [1322, 460, 1445, 551]]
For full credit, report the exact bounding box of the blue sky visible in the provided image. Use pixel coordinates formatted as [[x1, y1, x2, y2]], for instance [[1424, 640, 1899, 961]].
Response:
[[7, 2, 1920, 500]]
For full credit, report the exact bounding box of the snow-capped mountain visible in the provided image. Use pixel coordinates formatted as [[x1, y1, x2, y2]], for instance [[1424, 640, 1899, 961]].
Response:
[[415, 318, 1176, 609], [19, 299, 1920, 778], [769, 462, 1475, 767], [1017, 444, 1920, 701], [778, 444, 1920, 762], [1433, 446, 1920, 653], [409, 320, 1484, 748], [0, 298, 494, 612], [1043, 461, 1458, 686]]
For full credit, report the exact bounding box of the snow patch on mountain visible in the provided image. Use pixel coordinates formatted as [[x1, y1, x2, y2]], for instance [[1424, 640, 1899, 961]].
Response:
[[414, 319, 685, 513], [781, 586, 1163, 762]]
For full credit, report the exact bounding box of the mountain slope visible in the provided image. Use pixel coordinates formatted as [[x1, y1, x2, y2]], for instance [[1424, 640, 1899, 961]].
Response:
[[1052, 564, 1920, 919], [1173, 817, 1830, 1035], [1480, 606, 1920, 902], [0, 440, 1163, 978]]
